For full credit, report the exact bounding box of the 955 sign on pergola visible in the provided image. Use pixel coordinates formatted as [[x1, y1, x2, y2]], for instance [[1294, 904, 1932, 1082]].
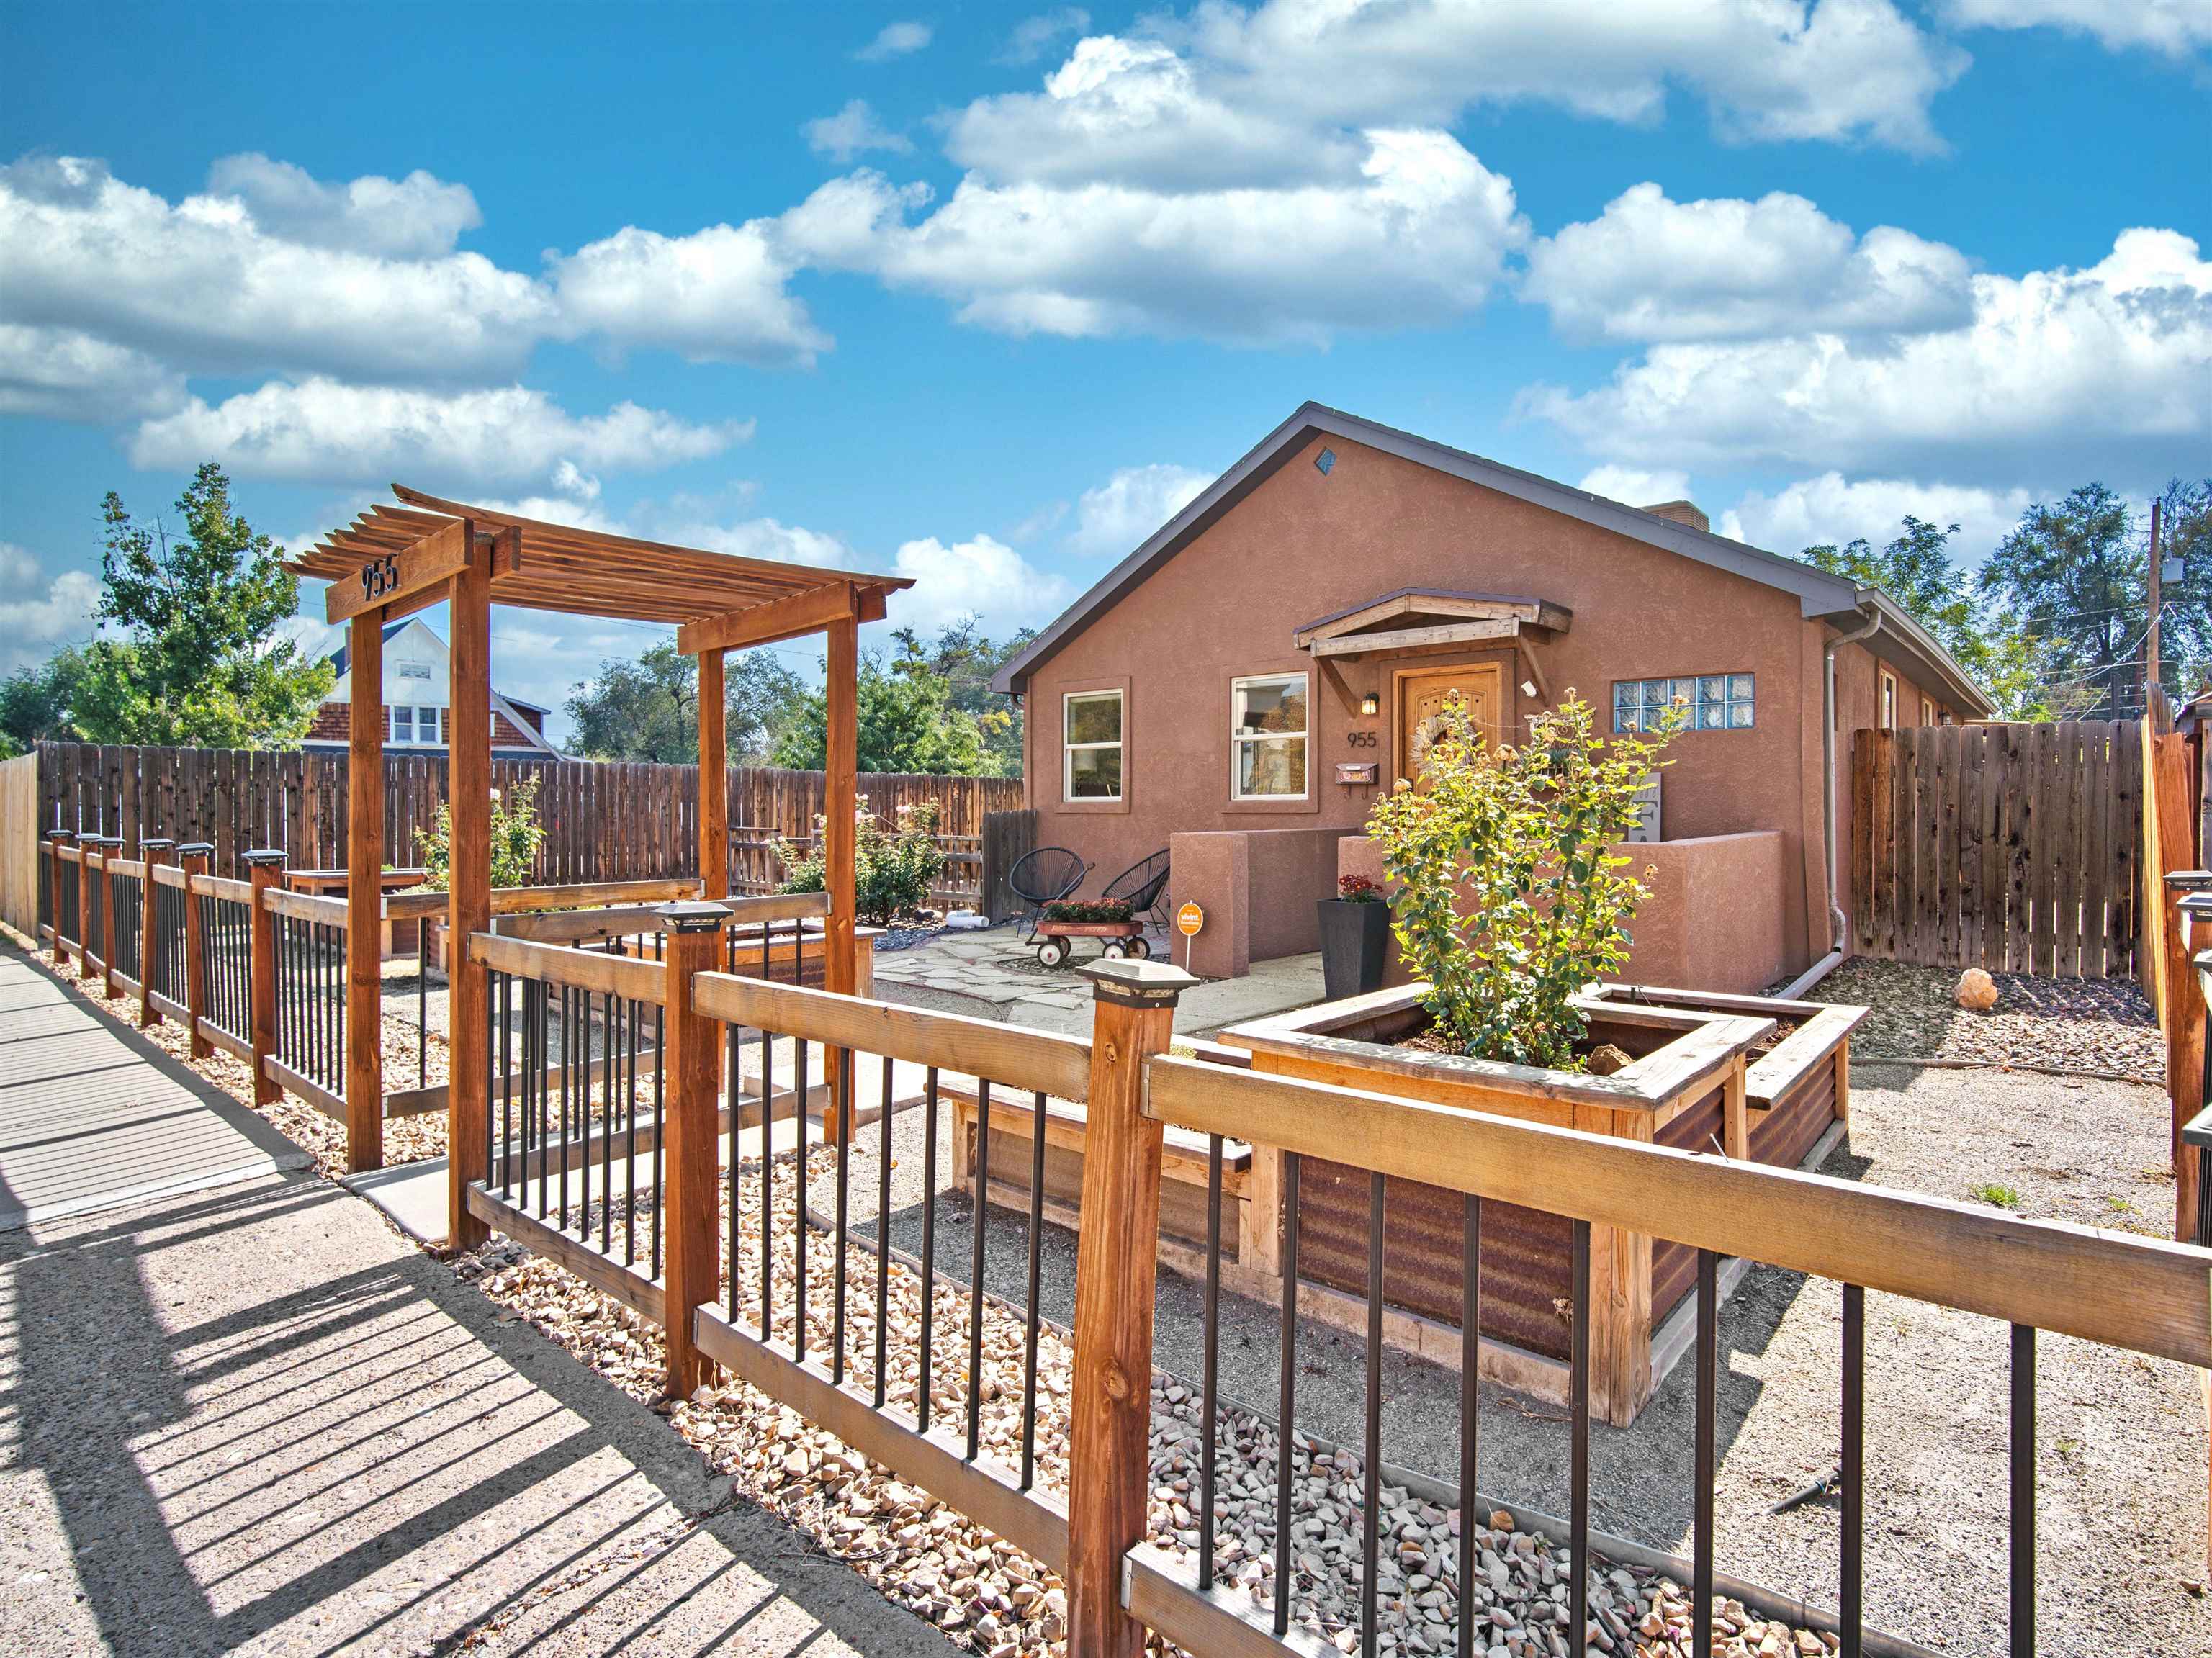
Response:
[[323, 518, 518, 626]]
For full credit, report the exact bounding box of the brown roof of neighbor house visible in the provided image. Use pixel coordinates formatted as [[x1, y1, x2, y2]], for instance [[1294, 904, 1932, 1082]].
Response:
[[992, 402, 1995, 718]]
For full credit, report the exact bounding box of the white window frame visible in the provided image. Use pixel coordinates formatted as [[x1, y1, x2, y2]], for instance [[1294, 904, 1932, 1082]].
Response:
[[1230, 671, 1310, 801], [1063, 690, 1124, 803], [389, 704, 413, 744], [417, 705, 443, 745]]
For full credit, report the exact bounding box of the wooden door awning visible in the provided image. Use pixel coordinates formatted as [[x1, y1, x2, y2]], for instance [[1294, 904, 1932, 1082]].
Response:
[[1291, 588, 1570, 661], [288, 483, 912, 648]]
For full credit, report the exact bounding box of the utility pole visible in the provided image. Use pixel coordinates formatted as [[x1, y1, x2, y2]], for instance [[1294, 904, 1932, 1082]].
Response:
[[2147, 497, 2165, 703]]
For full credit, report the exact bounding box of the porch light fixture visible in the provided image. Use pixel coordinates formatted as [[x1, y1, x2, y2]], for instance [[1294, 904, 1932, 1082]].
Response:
[[1360, 693, 1380, 716]]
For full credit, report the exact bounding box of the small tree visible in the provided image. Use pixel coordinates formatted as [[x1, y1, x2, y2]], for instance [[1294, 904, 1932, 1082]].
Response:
[[413, 774, 545, 889], [1364, 690, 1680, 1070], [775, 800, 945, 924]]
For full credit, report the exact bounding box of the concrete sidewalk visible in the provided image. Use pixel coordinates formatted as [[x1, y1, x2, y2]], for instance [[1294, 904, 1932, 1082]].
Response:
[[0, 941, 310, 1232], [1, 1169, 954, 1657]]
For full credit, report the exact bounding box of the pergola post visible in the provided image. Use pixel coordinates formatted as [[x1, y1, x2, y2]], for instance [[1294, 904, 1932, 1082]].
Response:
[[698, 647, 728, 900], [448, 544, 493, 1251], [345, 612, 385, 1173], [825, 609, 858, 997]]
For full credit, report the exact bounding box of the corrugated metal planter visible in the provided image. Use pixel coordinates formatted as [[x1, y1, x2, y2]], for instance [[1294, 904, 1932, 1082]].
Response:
[[1217, 982, 1860, 1425]]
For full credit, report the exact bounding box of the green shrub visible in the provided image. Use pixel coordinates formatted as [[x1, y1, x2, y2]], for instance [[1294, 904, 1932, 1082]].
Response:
[[775, 799, 945, 926], [1363, 690, 1681, 1071], [413, 773, 545, 890]]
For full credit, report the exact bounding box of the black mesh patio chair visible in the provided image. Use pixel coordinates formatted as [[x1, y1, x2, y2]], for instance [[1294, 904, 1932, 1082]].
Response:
[[1007, 845, 1089, 942], [1102, 849, 1172, 934]]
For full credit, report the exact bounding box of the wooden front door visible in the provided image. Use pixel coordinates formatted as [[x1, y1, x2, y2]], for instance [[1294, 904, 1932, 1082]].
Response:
[[1396, 663, 1504, 784]]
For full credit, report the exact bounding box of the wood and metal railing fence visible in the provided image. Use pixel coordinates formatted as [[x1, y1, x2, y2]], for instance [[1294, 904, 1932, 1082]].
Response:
[[444, 904, 2212, 1658]]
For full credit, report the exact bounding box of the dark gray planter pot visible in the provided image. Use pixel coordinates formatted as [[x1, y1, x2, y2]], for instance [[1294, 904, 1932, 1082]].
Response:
[[1317, 898, 1390, 1000]]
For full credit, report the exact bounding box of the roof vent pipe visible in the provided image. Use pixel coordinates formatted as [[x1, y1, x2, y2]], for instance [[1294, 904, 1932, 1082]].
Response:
[[1822, 603, 1884, 958]]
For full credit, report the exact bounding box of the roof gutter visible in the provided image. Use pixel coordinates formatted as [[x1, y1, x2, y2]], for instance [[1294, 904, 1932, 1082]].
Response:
[[1823, 603, 1884, 958]]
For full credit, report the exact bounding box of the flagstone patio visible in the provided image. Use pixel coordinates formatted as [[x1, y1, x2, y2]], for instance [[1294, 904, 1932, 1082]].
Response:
[[869, 924, 1327, 1037]]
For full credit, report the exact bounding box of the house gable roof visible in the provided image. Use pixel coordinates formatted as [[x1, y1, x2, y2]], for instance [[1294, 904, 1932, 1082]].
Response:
[[991, 402, 1994, 718]]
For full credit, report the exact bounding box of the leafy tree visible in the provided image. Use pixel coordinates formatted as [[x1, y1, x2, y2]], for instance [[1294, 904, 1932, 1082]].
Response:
[[887, 617, 1033, 777], [775, 799, 945, 923], [2150, 477, 2212, 698], [564, 642, 807, 764], [1799, 515, 2082, 721], [76, 464, 332, 746], [0, 647, 94, 757], [769, 652, 989, 775], [1977, 483, 2147, 718]]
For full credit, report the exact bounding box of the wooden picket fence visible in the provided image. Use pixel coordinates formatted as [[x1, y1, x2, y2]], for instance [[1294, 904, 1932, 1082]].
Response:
[[28, 742, 1022, 908], [1848, 721, 2144, 981]]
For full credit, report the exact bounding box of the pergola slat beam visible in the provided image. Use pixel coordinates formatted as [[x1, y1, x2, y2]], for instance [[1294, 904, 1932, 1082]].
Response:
[[675, 581, 871, 656]]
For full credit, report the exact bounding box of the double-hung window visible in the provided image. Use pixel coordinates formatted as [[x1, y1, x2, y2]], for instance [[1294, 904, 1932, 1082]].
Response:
[[1231, 672, 1308, 798], [390, 705, 413, 744], [387, 705, 443, 746], [1064, 690, 1123, 801], [417, 706, 443, 745]]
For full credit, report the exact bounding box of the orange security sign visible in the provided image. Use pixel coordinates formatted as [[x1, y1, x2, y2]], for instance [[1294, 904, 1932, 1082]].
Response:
[[1176, 901, 1204, 937]]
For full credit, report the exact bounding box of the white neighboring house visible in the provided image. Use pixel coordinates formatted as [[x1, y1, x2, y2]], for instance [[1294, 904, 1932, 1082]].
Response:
[[302, 617, 561, 759]]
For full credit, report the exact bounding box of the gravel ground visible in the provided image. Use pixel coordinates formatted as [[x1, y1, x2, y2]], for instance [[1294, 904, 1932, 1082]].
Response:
[[1807, 958, 2164, 1081]]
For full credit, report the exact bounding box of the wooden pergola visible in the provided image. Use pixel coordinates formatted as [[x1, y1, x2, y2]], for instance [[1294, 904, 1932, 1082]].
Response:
[[288, 484, 911, 1245]]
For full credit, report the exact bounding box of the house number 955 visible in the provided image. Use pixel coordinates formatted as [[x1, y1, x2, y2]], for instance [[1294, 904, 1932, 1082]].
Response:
[[358, 554, 400, 600], [1345, 731, 1378, 748]]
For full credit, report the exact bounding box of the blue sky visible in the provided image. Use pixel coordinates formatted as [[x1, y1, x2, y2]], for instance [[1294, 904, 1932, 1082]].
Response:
[[2, 0, 2206, 740]]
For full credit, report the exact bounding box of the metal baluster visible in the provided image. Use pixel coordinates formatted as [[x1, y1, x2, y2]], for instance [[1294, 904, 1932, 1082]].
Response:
[[1570, 1220, 1591, 1658], [535, 979, 551, 1219], [760, 1027, 775, 1338], [500, 972, 514, 1196], [558, 986, 574, 1232], [1840, 1281, 1865, 1658], [651, 1004, 665, 1280], [1020, 1088, 1047, 1490], [624, 991, 639, 1266], [1458, 1194, 1481, 1658], [727, 1006, 740, 1320], [1275, 1150, 1300, 1638], [875, 1054, 894, 1410], [2011, 1324, 2036, 1658], [967, 1078, 990, 1461], [482, 970, 495, 1195], [793, 1037, 809, 1360], [601, 989, 617, 1254], [1199, 1133, 1223, 1592], [1695, 1250, 1718, 1658], [834, 1046, 852, 1384], [1362, 1172, 1383, 1658], [418, 925, 428, 1089], [919, 1066, 938, 1433]]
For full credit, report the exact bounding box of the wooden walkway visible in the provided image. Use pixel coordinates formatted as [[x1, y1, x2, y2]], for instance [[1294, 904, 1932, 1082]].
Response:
[[0, 941, 309, 1230]]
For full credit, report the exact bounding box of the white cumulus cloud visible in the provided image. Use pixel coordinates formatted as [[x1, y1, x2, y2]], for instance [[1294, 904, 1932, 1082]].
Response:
[[127, 379, 751, 488], [1064, 462, 1210, 556], [1525, 183, 1974, 342], [886, 534, 1074, 636], [857, 20, 931, 61], [804, 99, 915, 162], [0, 543, 102, 677], [1523, 229, 2212, 484], [1576, 465, 1696, 508], [783, 129, 1527, 345], [548, 222, 830, 368], [1720, 474, 2035, 567], [0, 323, 185, 420], [0, 155, 554, 395], [1943, 0, 2212, 58], [203, 152, 482, 258]]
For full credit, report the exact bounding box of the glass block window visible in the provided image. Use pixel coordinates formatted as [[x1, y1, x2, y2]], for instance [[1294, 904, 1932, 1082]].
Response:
[[1613, 673, 1753, 733]]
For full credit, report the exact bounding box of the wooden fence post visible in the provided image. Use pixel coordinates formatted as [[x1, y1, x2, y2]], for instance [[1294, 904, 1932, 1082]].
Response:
[[41, 830, 66, 955], [99, 837, 125, 996], [658, 898, 732, 1397], [138, 839, 171, 1026], [178, 842, 213, 1058], [74, 832, 95, 982], [246, 849, 285, 1104], [1067, 958, 1198, 1657]]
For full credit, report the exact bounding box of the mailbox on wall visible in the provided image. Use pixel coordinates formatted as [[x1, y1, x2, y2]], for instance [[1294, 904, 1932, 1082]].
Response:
[[1336, 761, 1379, 787]]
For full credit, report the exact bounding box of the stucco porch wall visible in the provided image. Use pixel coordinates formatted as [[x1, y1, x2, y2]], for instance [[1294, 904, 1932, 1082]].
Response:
[[1169, 826, 1353, 978], [1336, 829, 1791, 996]]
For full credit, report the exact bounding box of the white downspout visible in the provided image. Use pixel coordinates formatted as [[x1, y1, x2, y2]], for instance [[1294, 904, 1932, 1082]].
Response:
[[1819, 602, 1884, 965]]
